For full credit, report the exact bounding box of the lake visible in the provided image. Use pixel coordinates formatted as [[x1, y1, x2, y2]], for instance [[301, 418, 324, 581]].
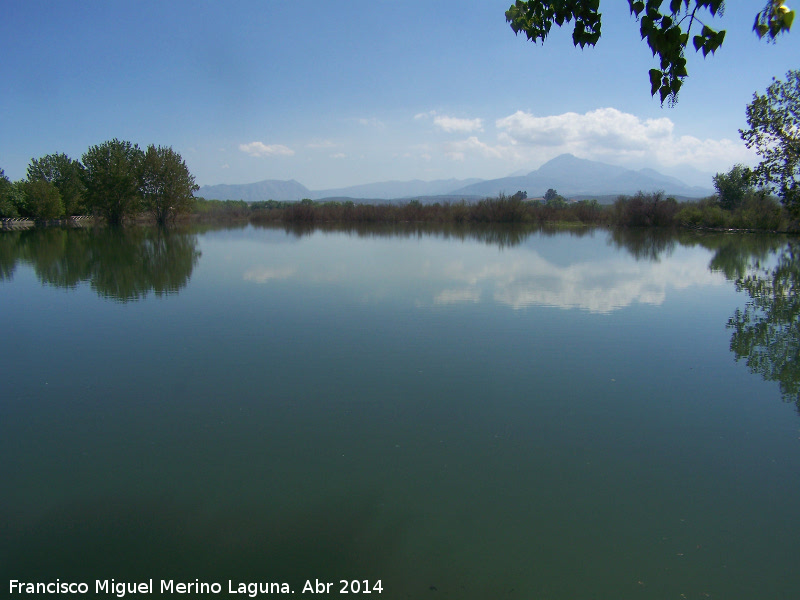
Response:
[[1, 224, 799, 599]]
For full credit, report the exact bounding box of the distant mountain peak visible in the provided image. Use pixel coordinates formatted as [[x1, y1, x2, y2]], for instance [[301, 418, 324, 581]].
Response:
[[452, 154, 713, 199], [196, 154, 713, 202]]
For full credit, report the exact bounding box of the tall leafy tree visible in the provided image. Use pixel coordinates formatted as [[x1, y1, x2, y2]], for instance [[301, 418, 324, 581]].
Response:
[[139, 145, 199, 226], [0, 168, 17, 218], [82, 139, 144, 226], [739, 69, 800, 216], [23, 180, 64, 221], [505, 1, 795, 105], [1, 170, 31, 219], [27, 153, 86, 216], [713, 164, 754, 210]]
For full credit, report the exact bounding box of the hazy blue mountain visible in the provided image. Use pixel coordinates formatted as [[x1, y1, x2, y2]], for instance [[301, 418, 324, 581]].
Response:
[[199, 177, 484, 202], [310, 178, 484, 200], [197, 154, 712, 202], [655, 164, 715, 189], [197, 179, 311, 201], [452, 154, 713, 198]]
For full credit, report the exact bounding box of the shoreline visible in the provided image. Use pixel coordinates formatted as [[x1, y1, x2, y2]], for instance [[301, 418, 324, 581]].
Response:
[[3, 193, 799, 234]]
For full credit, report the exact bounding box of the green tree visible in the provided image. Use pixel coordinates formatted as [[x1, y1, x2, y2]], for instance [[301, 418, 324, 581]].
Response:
[[511, 190, 528, 201], [0, 168, 17, 218], [82, 139, 144, 226], [506, 1, 795, 105], [6, 181, 29, 218], [713, 164, 754, 210], [739, 69, 800, 216], [139, 145, 199, 226], [23, 180, 64, 221], [26, 153, 86, 216]]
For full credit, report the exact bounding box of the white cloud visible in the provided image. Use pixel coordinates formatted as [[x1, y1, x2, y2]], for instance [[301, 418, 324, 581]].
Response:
[[443, 136, 515, 161], [495, 107, 754, 172], [331, 153, 347, 159], [414, 110, 437, 120], [239, 142, 295, 157], [356, 117, 385, 129], [433, 115, 483, 133], [439, 252, 725, 313], [243, 266, 297, 283], [415, 110, 484, 133], [434, 288, 482, 305], [497, 108, 672, 150], [307, 139, 336, 149]]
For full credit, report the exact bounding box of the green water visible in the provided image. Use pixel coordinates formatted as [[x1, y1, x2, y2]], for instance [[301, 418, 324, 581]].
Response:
[[1, 225, 798, 599]]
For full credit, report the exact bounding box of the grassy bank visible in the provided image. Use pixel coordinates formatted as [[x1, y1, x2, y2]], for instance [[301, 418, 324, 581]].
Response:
[[8, 192, 795, 233], [190, 192, 798, 233]]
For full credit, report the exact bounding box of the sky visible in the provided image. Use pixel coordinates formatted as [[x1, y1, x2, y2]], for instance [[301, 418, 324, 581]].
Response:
[[2, 1, 799, 190]]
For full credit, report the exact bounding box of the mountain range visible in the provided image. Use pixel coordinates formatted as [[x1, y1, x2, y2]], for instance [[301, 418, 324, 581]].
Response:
[[196, 154, 714, 202]]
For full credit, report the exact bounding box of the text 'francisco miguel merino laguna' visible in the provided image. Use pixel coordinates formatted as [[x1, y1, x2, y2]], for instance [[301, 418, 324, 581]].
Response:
[[9, 579, 296, 597]]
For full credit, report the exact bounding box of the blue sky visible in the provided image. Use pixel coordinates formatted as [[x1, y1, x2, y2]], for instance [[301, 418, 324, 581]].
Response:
[[2, 1, 798, 189]]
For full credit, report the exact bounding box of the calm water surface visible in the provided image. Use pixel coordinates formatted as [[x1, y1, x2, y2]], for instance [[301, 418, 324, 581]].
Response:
[[1, 225, 798, 599]]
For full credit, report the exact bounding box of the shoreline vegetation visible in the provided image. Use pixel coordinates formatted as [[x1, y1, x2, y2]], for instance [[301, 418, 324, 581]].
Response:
[[1, 137, 796, 234], [3, 120, 797, 234], [4, 190, 795, 233]]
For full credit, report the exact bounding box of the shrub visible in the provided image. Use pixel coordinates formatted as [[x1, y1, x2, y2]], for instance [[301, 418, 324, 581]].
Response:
[[731, 193, 783, 230], [472, 194, 527, 223], [24, 180, 64, 220], [612, 191, 678, 227]]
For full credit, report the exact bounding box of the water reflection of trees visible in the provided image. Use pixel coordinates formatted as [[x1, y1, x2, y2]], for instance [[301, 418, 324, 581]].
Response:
[[727, 242, 800, 410], [607, 228, 678, 261], [578, 228, 800, 409], [263, 221, 596, 249], [0, 227, 200, 302], [608, 229, 787, 269], [4, 224, 798, 407], [0, 230, 20, 280]]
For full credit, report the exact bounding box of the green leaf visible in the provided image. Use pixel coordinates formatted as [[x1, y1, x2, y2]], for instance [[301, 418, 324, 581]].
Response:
[[659, 84, 670, 104], [640, 15, 653, 35], [649, 69, 662, 95], [783, 10, 795, 31]]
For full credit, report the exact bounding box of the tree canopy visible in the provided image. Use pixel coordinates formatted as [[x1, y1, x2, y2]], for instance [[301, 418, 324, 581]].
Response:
[[506, 1, 795, 105], [740, 69, 800, 216], [2, 140, 200, 224], [81, 139, 145, 226], [140, 145, 199, 226], [23, 180, 64, 221], [27, 153, 86, 216], [713, 164, 754, 210], [0, 169, 17, 218]]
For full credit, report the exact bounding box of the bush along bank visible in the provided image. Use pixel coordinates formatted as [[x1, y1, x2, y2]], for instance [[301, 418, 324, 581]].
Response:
[[238, 191, 797, 233]]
